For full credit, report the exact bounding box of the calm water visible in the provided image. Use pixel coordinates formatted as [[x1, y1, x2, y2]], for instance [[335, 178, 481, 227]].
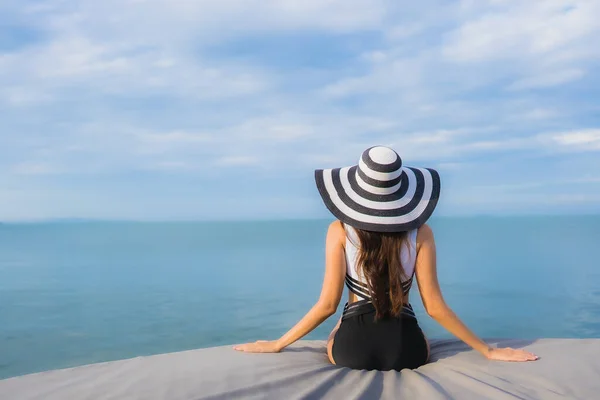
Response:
[[1, 216, 599, 379]]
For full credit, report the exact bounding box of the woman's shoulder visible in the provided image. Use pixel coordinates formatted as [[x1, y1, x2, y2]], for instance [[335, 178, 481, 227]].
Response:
[[416, 223, 434, 248], [418, 223, 433, 236], [327, 220, 347, 243], [328, 220, 344, 231]]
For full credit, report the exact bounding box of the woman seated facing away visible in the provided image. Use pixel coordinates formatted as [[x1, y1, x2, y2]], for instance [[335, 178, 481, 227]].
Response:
[[235, 146, 538, 370]]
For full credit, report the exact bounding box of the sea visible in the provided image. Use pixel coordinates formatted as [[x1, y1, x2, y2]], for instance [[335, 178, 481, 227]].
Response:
[[1, 216, 599, 379]]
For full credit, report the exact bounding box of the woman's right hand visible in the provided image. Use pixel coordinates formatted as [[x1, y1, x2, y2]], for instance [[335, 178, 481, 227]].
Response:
[[485, 347, 539, 362]]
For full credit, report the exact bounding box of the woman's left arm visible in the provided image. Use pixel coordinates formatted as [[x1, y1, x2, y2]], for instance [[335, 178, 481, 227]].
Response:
[[234, 221, 346, 353]]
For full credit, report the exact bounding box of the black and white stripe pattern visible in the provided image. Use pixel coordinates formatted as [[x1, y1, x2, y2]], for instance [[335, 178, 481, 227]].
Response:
[[315, 146, 440, 232], [345, 274, 414, 301], [342, 300, 416, 320], [343, 274, 416, 320]]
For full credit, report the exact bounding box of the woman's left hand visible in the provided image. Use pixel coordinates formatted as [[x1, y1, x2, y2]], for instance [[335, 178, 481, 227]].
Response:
[[233, 340, 282, 353]]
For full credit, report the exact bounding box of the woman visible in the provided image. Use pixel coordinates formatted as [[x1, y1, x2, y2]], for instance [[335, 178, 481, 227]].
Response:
[[234, 146, 538, 370]]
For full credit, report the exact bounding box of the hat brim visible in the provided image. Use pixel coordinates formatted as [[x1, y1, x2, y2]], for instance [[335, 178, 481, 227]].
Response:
[[315, 165, 440, 232]]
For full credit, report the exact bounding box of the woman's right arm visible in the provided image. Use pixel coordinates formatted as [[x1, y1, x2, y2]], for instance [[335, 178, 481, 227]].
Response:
[[415, 224, 538, 362]]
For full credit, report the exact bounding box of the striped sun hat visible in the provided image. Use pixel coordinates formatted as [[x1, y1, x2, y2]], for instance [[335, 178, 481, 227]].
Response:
[[314, 146, 441, 232]]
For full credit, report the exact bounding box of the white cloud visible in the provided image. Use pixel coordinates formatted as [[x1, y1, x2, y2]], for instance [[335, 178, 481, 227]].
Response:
[[148, 161, 193, 171], [439, 1, 600, 97], [473, 176, 600, 192], [1, 0, 599, 218], [435, 162, 464, 171], [449, 191, 600, 208], [36, 37, 131, 78], [0, 36, 269, 103], [215, 156, 260, 167], [515, 107, 558, 120], [320, 54, 427, 98], [25, 0, 388, 45], [3, 86, 54, 106], [507, 68, 586, 90], [549, 129, 600, 150], [136, 131, 213, 144], [443, 0, 600, 63], [10, 162, 62, 175]]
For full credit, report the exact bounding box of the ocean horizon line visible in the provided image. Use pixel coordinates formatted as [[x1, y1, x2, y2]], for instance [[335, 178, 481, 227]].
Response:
[[1, 213, 600, 225]]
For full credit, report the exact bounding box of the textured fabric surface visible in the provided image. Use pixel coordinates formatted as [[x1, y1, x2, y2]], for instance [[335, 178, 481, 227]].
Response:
[[1, 339, 599, 399]]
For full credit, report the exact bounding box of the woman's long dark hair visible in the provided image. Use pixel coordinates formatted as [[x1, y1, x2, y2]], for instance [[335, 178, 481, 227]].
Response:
[[348, 226, 410, 320]]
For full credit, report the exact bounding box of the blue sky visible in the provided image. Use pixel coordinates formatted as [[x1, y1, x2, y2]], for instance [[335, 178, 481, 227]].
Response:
[[1, 0, 600, 221]]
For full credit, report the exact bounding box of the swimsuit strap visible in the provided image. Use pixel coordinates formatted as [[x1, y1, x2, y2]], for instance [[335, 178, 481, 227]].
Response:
[[342, 300, 416, 321]]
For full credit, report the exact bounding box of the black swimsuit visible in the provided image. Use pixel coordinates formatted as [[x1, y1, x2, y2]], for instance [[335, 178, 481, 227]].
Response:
[[332, 227, 429, 371]]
